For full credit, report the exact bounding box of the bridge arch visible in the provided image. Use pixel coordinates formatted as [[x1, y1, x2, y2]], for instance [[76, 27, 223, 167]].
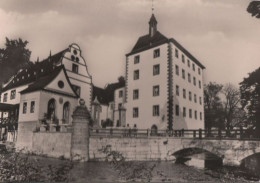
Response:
[[173, 147, 222, 160]]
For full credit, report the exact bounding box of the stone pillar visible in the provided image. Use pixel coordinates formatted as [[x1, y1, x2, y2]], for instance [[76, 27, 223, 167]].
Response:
[[71, 99, 91, 161]]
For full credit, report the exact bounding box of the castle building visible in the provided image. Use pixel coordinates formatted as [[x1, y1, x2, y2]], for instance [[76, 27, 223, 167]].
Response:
[[124, 14, 205, 130], [0, 44, 92, 146]]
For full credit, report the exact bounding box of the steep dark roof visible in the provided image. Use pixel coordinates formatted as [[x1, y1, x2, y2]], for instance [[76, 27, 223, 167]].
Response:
[[129, 31, 168, 55], [20, 66, 63, 94], [1, 48, 68, 92], [20, 65, 78, 98], [92, 86, 110, 105], [126, 31, 205, 69], [92, 81, 125, 105]]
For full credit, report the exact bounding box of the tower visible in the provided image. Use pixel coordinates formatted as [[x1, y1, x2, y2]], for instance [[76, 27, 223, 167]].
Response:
[[149, 14, 157, 37]]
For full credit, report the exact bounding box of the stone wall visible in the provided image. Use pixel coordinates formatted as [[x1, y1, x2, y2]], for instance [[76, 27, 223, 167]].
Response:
[[16, 121, 37, 151], [89, 137, 173, 161], [89, 136, 260, 166], [32, 132, 72, 159]]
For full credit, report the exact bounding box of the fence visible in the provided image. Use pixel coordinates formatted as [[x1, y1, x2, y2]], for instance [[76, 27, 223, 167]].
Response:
[[90, 128, 260, 140]]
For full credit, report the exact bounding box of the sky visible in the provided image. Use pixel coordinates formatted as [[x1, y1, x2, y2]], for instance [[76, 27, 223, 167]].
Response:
[[0, 0, 259, 88]]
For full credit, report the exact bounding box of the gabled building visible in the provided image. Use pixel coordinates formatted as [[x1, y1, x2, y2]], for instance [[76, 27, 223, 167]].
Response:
[[124, 14, 205, 130], [0, 44, 92, 147]]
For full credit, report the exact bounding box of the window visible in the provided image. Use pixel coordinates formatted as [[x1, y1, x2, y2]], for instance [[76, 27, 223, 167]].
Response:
[[189, 91, 192, 101], [183, 89, 186, 99], [133, 107, 139, 118], [63, 102, 70, 124], [47, 99, 56, 119], [153, 105, 160, 116], [195, 110, 197, 120], [3, 93, 7, 102], [23, 102, 27, 114], [188, 60, 190, 67], [192, 63, 195, 71], [189, 109, 192, 118], [175, 49, 178, 58], [30, 101, 35, 113], [133, 89, 139, 100], [188, 73, 191, 83], [153, 64, 160, 75], [134, 55, 140, 64], [153, 49, 160, 58], [194, 94, 197, 103], [119, 90, 123, 98], [175, 65, 179, 75], [200, 112, 202, 120], [199, 80, 201, 89], [134, 70, 139, 80], [118, 103, 122, 109], [72, 64, 78, 73], [58, 81, 64, 89], [176, 85, 179, 96], [10, 90, 16, 100], [183, 107, 186, 117], [182, 69, 185, 79], [153, 85, 160, 96], [182, 54, 185, 63], [72, 85, 81, 96], [199, 97, 202, 105], [198, 68, 201, 75], [175, 105, 179, 116], [193, 77, 196, 86]]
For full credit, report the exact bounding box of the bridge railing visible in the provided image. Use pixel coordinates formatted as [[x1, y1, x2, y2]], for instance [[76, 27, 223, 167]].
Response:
[[90, 128, 260, 140]]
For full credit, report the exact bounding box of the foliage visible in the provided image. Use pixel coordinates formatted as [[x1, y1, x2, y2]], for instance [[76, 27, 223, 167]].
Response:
[[99, 145, 156, 182], [240, 67, 260, 135], [0, 38, 32, 85], [204, 82, 224, 130], [247, 1, 260, 18], [0, 150, 73, 182], [222, 83, 242, 131]]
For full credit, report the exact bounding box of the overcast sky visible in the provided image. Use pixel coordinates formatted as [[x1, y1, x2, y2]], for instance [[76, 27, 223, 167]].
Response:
[[0, 0, 259, 88]]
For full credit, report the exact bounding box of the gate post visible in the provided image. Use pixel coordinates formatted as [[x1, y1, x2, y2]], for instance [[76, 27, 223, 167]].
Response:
[[71, 99, 91, 161]]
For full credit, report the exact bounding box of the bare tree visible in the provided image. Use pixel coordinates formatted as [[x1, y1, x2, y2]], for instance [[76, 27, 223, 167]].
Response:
[[222, 83, 241, 132]]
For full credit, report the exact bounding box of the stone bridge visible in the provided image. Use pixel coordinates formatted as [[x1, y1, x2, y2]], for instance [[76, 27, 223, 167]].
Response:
[[89, 137, 260, 166]]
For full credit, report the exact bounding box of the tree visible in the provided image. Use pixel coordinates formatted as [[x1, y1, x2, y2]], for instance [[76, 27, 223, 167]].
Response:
[[240, 67, 260, 136], [0, 38, 32, 86], [222, 83, 241, 132], [204, 82, 224, 130], [118, 76, 125, 84], [247, 1, 260, 18]]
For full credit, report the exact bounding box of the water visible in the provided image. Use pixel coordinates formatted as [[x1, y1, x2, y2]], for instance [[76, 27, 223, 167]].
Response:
[[177, 152, 260, 182]]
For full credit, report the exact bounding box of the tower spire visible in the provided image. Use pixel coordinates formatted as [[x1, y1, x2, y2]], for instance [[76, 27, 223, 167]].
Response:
[[152, 0, 154, 13]]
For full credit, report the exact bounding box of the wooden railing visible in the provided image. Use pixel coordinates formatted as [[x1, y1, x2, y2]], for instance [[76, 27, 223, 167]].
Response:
[[90, 128, 260, 140]]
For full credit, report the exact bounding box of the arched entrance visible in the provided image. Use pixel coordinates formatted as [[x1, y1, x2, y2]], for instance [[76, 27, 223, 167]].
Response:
[[47, 99, 56, 121], [151, 125, 158, 136], [63, 102, 70, 124]]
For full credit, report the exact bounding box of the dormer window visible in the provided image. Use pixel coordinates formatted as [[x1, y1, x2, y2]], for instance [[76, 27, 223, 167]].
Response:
[[34, 72, 36, 75], [28, 74, 30, 77], [22, 76, 24, 79], [41, 69, 43, 72]]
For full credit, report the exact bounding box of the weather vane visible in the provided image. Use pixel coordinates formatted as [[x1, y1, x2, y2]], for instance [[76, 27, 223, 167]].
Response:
[[152, 0, 154, 13]]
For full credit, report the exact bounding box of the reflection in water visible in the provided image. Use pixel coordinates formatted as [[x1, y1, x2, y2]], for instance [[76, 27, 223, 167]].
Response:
[[176, 151, 260, 181]]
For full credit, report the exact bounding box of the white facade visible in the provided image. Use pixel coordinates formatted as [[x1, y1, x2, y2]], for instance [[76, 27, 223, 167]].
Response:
[[125, 44, 168, 129], [124, 14, 205, 130], [62, 44, 92, 112]]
